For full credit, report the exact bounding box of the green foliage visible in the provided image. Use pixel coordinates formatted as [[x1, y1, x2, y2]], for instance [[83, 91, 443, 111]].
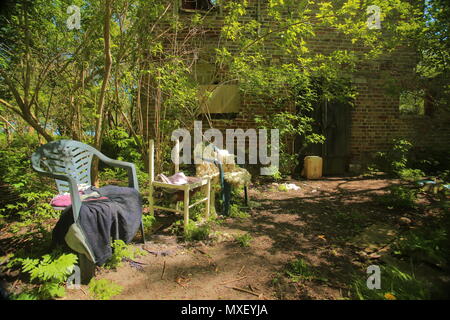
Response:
[[394, 222, 449, 267], [285, 258, 325, 282], [88, 278, 123, 300], [415, 0, 450, 108], [234, 233, 252, 247], [377, 185, 418, 209], [253, 76, 326, 177], [8, 253, 78, 300], [0, 134, 57, 223], [374, 139, 414, 176], [102, 127, 143, 167], [186, 193, 208, 222], [105, 240, 146, 269], [372, 139, 448, 184], [410, 149, 450, 180], [230, 185, 244, 197], [10, 292, 39, 300], [229, 204, 250, 219], [171, 219, 211, 242], [99, 168, 128, 186], [142, 214, 156, 230], [399, 90, 425, 115], [184, 220, 211, 242], [352, 265, 430, 300], [397, 168, 425, 182]]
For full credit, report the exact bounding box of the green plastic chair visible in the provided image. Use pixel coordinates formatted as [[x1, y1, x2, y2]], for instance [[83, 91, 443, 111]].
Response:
[[31, 139, 145, 240], [31, 140, 144, 277]]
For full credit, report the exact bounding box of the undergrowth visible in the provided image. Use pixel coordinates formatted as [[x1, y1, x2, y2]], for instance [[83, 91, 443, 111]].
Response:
[[376, 185, 418, 209], [105, 240, 147, 269], [285, 258, 327, 282], [229, 204, 250, 219], [171, 219, 212, 242], [352, 265, 430, 300], [234, 233, 252, 247], [88, 278, 123, 300], [7, 252, 78, 300]]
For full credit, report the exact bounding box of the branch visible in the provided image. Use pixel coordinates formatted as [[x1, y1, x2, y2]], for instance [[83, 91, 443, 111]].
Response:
[[0, 98, 22, 116], [0, 69, 26, 112], [238, 14, 337, 54], [0, 115, 16, 130]]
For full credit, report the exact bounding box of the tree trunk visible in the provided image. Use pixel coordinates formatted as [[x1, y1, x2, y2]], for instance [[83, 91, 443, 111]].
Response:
[[91, 0, 113, 186]]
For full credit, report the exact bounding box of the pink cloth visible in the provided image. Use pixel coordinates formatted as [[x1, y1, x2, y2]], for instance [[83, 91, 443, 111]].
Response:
[[50, 192, 108, 207], [158, 172, 189, 185], [50, 193, 76, 207]]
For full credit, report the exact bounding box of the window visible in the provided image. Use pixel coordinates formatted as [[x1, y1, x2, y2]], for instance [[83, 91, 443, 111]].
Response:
[[194, 60, 216, 85], [194, 59, 240, 116], [399, 90, 425, 116], [199, 85, 241, 114], [181, 0, 217, 11]]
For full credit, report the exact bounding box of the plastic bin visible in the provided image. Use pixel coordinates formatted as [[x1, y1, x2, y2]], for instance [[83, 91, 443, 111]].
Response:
[[303, 156, 323, 180]]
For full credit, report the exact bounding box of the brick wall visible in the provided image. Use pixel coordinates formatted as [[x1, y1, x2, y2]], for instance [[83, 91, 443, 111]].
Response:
[[143, 0, 450, 171]]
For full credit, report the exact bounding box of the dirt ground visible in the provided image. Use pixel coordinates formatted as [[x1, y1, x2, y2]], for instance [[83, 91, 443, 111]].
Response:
[[1, 176, 446, 300], [61, 176, 426, 300]]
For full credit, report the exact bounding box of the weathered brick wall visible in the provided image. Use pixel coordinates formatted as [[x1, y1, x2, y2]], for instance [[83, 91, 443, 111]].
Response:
[[350, 77, 450, 166], [143, 0, 450, 171]]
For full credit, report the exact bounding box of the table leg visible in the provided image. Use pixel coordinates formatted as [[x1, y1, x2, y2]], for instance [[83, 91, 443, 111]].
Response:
[[183, 186, 189, 232]]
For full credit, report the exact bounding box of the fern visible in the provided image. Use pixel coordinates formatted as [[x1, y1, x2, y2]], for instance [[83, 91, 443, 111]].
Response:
[[105, 240, 146, 269], [88, 279, 123, 300], [11, 253, 78, 299]]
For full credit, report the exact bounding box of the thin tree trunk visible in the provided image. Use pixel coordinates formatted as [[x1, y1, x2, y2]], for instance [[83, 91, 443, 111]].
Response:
[[92, 0, 113, 186]]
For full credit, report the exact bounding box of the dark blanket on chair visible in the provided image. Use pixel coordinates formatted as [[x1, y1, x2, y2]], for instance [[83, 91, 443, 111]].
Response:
[[52, 186, 142, 266]]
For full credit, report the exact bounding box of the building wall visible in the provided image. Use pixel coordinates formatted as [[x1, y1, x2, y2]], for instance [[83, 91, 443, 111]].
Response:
[[144, 0, 450, 171]]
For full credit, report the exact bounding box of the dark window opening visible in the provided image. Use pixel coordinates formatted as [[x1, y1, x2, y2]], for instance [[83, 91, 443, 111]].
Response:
[[181, 0, 216, 11], [399, 90, 425, 116]]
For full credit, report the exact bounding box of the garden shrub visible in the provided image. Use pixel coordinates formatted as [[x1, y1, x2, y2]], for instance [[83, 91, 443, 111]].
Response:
[[374, 139, 413, 176], [101, 127, 143, 168], [249, 69, 343, 178], [255, 111, 325, 178], [373, 139, 449, 183], [397, 168, 425, 182], [170, 193, 209, 226]]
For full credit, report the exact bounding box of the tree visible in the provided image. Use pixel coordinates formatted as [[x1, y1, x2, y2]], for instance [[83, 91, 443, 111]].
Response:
[[91, 0, 113, 186], [1, 0, 446, 179], [417, 0, 450, 111]]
